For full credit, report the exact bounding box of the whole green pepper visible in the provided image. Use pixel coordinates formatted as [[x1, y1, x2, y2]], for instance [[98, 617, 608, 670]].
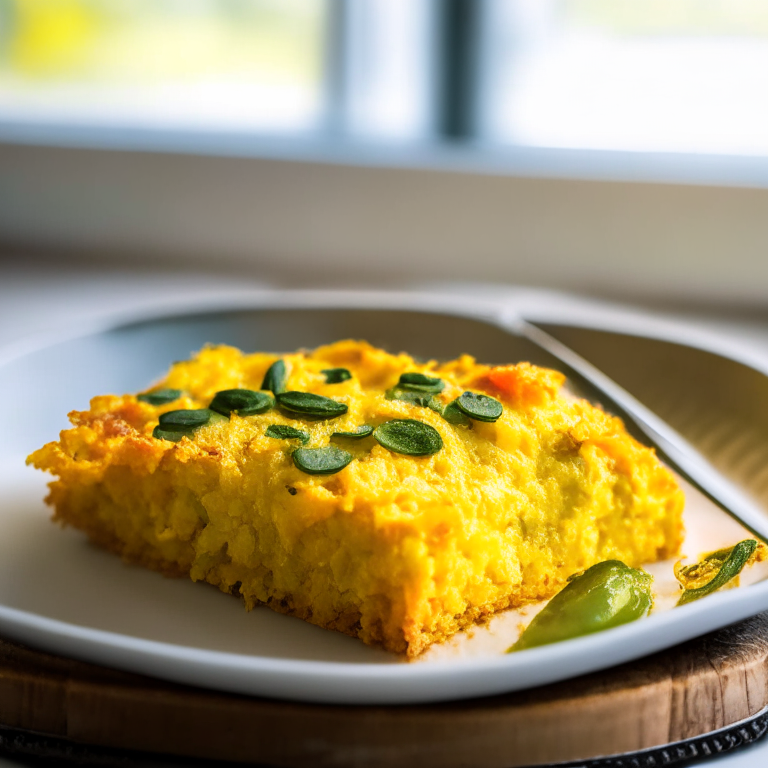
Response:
[[509, 560, 653, 652]]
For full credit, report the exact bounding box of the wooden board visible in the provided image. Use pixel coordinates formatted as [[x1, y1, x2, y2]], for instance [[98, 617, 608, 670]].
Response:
[[1, 615, 768, 767]]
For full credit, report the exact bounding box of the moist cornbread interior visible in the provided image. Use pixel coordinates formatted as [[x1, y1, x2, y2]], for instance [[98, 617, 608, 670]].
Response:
[[28, 340, 684, 657]]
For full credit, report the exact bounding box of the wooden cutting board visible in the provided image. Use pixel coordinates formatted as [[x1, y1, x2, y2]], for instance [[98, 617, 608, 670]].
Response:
[[1, 614, 768, 767]]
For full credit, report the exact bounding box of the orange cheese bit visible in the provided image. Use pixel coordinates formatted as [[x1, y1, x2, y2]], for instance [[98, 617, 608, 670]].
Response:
[[483, 363, 566, 408]]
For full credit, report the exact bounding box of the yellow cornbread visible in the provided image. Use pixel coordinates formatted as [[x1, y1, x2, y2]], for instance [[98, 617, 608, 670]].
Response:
[[28, 340, 684, 657]]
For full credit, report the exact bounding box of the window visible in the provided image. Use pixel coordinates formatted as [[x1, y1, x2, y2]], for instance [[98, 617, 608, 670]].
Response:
[[0, 0, 329, 133], [478, 0, 768, 155], [1, 1, 766, 303], [3, 0, 767, 158]]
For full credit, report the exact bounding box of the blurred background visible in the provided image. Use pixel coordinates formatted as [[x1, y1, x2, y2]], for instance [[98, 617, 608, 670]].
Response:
[[0, 0, 767, 305]]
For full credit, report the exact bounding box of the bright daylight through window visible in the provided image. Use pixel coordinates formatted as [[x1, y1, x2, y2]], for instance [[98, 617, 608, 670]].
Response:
[[0, 0, 329, 132], [1, 0, 767, 156], [479, 0, 768, 155]]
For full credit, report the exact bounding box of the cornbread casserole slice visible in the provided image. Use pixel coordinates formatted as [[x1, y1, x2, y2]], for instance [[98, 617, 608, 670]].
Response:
[[28, 340, 684, 657]]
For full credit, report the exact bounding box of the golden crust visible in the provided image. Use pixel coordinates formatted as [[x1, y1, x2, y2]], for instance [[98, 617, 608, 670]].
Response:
[[28, 340, 685, 657]]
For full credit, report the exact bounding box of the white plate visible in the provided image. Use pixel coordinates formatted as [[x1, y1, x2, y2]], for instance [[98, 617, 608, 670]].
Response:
[[2, 290, 768, 705]]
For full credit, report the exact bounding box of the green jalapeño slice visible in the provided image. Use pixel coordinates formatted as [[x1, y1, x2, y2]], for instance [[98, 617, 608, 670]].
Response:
[[675, 539, 758, 605], [510, 560, 653, 652]]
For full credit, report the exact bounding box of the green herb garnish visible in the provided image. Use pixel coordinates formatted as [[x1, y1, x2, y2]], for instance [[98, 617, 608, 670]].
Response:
[[676, 540, 758, 605], [261, 359, 288, 395], [455, 391, 503, 423], [153, 408, 213, 442], [441, 400, 470, 426], [138, 388, 182, 406], [152, 427, 186, 442], [159, 409, 212, 429], [373, 419, 443, 456], [396, 372, 445, 394], [265, 425, 310, 444], [332, 425, 374, 439], [276, 391, 348, 419], [293, 446, 353, 475], [322, 368, 352, 384], [210, 389, 274, 417], [386, 387, 444, 414]]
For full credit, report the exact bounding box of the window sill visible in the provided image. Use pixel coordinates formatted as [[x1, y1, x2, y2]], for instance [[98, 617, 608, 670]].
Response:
[[1, 127, 767, 306]]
